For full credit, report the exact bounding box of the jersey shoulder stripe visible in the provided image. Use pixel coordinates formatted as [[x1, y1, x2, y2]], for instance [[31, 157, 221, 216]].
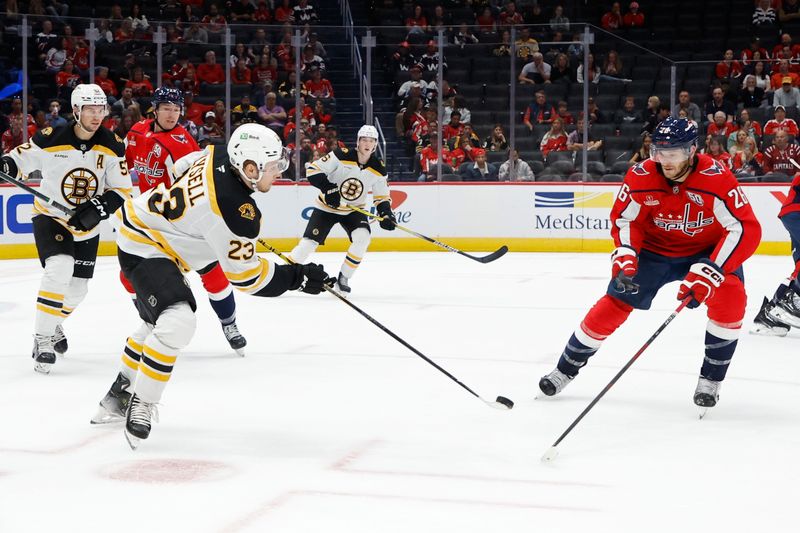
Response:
[[365, 154, 386, 176], [334, 147, 356, 162], [208, 147, 263, 239], [91, 126, 126, 157]]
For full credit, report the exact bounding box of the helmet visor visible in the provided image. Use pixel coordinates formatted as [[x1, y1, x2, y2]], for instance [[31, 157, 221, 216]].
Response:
[[263, 147, 290, 175], [650, 145, 692, 164]]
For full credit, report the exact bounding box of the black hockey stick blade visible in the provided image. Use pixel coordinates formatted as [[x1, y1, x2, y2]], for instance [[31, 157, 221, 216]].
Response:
[[461, 245, 509, 264]]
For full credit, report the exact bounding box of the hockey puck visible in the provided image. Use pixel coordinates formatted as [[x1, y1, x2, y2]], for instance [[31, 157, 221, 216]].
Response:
[[495, 395, 514, 409]]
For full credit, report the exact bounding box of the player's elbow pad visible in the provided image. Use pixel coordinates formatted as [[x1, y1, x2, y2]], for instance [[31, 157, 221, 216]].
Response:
[[252, 264, 301, 297]]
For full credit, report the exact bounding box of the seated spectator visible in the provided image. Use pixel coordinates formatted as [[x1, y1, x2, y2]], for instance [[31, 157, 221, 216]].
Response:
[[231, 95, 259, 125], [703, 135, 732, 168], [312, 100, 331, 125], [770, 59, 800, 89], [748, 60, 772, 91], [540, 118, 568, 156], [301, 45, 326, 74], [601, 50, 629, 82], [524, 91, 557, 129], [740, 75, 766, 108], [550, 53, 574, 84], [230, 43, 255, 68], [197, 111, 223, 145], [477, 7, 496, 33], [418, 132, 453, 182], [278, 71, 309, 102], [274, 0, 294, 23], [304, 67, 334, 100], [601, 2, 623, 30], [258, 92, 287, 137], [773, 77, 800, 108], [287, 96, 314, 124], [764, 105, 800, 136], [306, 32, 327, 60], [405, 4, 428, 36], [164, 55, 194, 87], [519, 52, 551, 84], [253, 53, 278, 86], [737, 109, 763, 137], [294, 0, 318, 24], [178, 66, 199, 95], [576, 53, 601, 84], [284, 116, 312, 142], [453, 22, 478, 50], [780, 0, 800, 33], [197, 50, 225, 85], [515, 26, 539, 61], [231, 61, 252, 85], [762, 129, 800, 175], [443, 111, 464, 141], [731, 136, 764, 177], [671, 91, 702, 123], [419, 40, 447, 73], [643, 103, 670, 134], [95, 66, 118, 101], [587, 97, 604, 123], [707, 111, 737, 137], [253, 1, 272, 23], [742, 37, 770, 65], [398, 64, 432, 101], [45, 100, 67, 128], [550, 5, 570, 32], [126, 67, 153, 98], [556, 100, 574, 125], [772, 33, 800, 60], [676, 108, 698, 129], [499, 1, 525, 29], [715, 49, 743, 81], [567, 117, 603, 151], [1, 116, 35, 153], [443, 95, 471, 125], [44, 41, 67, 74], [229, 0, 256, 23], [183, 22, 208, 44], [114, 19, 135, 45], [202, 3, 227, 36], [450, 126, 481, 159], [728, 129, 750, 158], [705, 87, 736, 123], [184, 91, 213, 126], [493, 30, 512, 57], [753, 0, 778, 28], [111, 87, 140, 117], [614, 96, 642, 126], [55, 59, 81, 99], [623, 2, 645, 27], [629, 132, 652, 164], [483, 124, 509, 152], [35, 20, 59, 62], [461, 148, 498, 181], [499, 149, 535, 181]]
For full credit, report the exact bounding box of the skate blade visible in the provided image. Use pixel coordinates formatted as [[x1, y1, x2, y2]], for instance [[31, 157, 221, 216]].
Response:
[[698, 408, 709, 420], [34, 362, 52, 374], [235, 348, 245, 357], [124, 429, 141, 450]]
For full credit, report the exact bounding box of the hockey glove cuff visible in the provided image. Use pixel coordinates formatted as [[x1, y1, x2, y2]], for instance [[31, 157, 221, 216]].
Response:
[[323, 185, 341, 209], [67, 191, 123, 232], [611, 246, 639, 295], [376, 200, 396, 231], [289, 263, 334, 295], [678, 259, 724, 309]]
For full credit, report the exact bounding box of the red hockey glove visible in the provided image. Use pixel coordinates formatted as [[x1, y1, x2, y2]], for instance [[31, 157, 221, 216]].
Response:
[[611, 246, 639, 294], [678, 260, 725, 309]]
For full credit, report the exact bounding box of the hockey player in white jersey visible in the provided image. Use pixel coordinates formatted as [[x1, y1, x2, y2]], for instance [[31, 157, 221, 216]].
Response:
[[290, 125, 396, 295], [0, 84, 132, 374], [90, 123, 333, 448]]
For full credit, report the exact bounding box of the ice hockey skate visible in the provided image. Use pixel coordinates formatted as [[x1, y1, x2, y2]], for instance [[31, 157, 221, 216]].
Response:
[[124, 393, 159, 450], [767, 289, 800, 328], [538, 368, 574, 397], [694, 377, 721, 419], [53, 324, 68, 355], [91, 373, 132, 424], [31, 334, 56, 374], [222, 322, 247, 357], [335, 272, 351, 297], [750, 297, 791, 336]]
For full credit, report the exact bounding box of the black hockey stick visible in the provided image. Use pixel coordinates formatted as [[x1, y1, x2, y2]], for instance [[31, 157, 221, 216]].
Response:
[[0, 170, 76, 216], [541, 298, 690, 462], [348, 206, 508, 264], [258, 239, 514, 411]]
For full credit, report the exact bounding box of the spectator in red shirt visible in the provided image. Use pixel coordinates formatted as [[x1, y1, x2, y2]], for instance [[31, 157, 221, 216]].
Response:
[[196, 50, 225, 85], [253, 53, 277, 86], [163, 55, 193, 86], [601, 2, 623, 30], [773, 33, 800, 59], [125, 67, 153, 98], [703, 135, 733, 168], [622, 2, 645, 27], [539, 118, 568, 156], [1, 116, 36, 153], [95, 66, 118, 99], [442, 110, 464, 140], [303, 67, 334, 100], [253, 1, 272, 23], [55, 59, 81, 99], [476, 7, 496, 33], [184, 91, 213, 126], [405, 4, 429, 35], [770, 59, 800, 88], [764, 105, 800, 136], [114, 19, 134, 44], [742, 36, 770, 64], [763, 129, 800, 176], [201, 3, 227, 37], [231, 61, 252, 85], [715, 49, 743, 80], [499, 1, 524, 28], [312, 100, 331, 125], [707, 111, 737, 137], [274, 0, 294, 23]]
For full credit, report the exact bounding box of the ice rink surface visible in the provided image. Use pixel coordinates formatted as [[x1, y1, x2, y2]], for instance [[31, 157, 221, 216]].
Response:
[[1, 251, 798, 533]]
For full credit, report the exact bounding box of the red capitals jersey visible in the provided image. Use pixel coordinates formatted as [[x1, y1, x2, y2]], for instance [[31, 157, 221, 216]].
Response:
[[611, 154, 761, 274], [125, 119, 200, 193]]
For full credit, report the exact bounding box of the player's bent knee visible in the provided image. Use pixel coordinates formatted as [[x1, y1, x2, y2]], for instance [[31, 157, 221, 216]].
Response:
[[153, 303, 196, 350], [350, 227, 371, 248], [69, 277, 89, 301], [43, 254, 75, 286], [291, 238, 319, 263], [707, 275, 746, 323], [583, 294, 634, 336]]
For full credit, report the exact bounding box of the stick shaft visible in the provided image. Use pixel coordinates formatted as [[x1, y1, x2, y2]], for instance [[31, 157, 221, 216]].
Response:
[[0, 170, 75, 216]]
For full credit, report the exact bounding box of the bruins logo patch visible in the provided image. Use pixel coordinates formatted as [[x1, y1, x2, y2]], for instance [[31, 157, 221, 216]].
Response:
[[41, 127, 53, 136], [61, 168, 99, 206], [339, 178, 364, 201], [238, 203, 256, 220]]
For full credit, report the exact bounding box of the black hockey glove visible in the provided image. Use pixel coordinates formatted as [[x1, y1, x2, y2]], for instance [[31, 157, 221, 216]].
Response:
[[376, 201, 396, 231], [291, 263, 335, 295], [0, 155, 19, 179], [68, 191, 122, 232], [323, 184, 341, 209]]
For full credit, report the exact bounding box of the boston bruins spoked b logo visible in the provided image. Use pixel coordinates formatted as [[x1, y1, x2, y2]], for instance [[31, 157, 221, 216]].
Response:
[[61, 168, 99, 206], [339, 178, 364, 202]]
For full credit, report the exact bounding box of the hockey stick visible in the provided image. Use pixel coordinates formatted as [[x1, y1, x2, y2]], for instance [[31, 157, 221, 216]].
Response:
[[0, 170, 75, 216], [347, 205, 508, 264], [541, 298, 690, 463], [257, 239, 514, 411]]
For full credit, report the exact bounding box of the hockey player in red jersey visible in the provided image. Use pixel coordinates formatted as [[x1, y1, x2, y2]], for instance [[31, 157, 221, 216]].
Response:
[[538, 117, 762, 411], [123, 87, 248, 355]]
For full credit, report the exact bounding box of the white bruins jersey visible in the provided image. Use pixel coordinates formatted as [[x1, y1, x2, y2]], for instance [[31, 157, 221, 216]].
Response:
[[305, 148, 390, 215], [112, 145, 278, 295], [6, 123, 131, 240]]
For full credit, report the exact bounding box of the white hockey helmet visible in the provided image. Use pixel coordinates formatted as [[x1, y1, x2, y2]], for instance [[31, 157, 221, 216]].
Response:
[[71, 83, 108, 120], [357, 124, 379, 141], [227, 123, 289, 189]]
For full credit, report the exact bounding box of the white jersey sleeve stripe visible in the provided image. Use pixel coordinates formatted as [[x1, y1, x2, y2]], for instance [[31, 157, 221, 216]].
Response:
[[711, 196, 743, 269], [614, 200, 641, 248]]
